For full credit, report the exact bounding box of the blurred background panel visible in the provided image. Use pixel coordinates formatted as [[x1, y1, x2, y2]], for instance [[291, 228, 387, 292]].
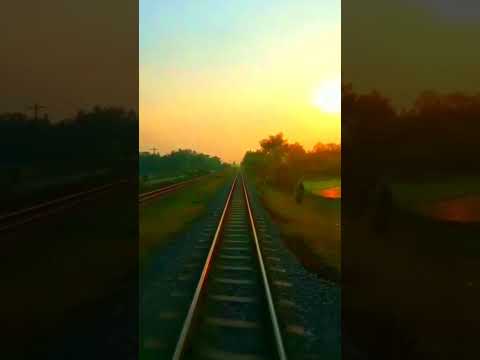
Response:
[[342, 1, 480, 359], [0, 1, 138, 358], [1, 0, 137, 118]]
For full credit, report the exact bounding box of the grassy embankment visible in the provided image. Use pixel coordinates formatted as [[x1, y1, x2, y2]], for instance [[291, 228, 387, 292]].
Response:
[[344, 176, 480, 358], [303, 178, 340, 194], [3, 170, 233, 353], [392, 175, 480, 208], [139, 174, 186, 193], [140, 169, 234, 262], [256, 176, 341, 282]]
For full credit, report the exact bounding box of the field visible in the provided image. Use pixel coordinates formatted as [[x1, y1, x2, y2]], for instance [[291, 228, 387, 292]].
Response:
[[258, 176, 341, 281], [392, 175, 480, 208], [140, 170, 234, 262], [391, 176, 480, 223], [303, 178, 341, 194], [344, 175, 480, 357]]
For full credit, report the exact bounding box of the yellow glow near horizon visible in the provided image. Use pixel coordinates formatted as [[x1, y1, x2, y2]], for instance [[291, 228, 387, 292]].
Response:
[[140, 3, 340, 163], [312, 78, 341, 114]]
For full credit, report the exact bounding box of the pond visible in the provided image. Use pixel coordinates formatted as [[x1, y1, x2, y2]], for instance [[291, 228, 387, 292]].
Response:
[[317, 186, 341, 199], [303, 178, 341, 199], [419, 196, 480, 223]]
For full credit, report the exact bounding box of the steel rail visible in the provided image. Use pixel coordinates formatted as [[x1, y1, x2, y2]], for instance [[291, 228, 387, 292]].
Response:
[[242, 173, 288, 360], [0, 180, 126, 222], [138, 174, 212, 204], [138, 185, 183, 204], [0, 180, 127, 232], [171, 175, 238, 360]]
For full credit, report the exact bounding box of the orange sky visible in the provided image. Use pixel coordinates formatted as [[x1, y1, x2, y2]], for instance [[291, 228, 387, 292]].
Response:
[[140, 1, 340, 163], [343, 0, 480, 109]]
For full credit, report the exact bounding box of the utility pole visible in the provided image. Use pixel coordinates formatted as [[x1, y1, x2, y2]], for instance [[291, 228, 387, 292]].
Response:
[[27, 103, 46, 121], [151, 147, 157, 155]]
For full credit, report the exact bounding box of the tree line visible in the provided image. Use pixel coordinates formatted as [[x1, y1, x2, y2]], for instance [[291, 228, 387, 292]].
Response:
[[342, 84, 480, 214], [343, 85, 480, 175], [139, 149, 228, 179], [0, 107, 137, 185], [242, 133, 340, 191]]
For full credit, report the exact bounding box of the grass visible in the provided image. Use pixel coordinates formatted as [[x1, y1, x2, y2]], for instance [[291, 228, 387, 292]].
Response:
[[303, 177, 341, 195], [139, 174, 186, 193], [392, 175, 480, 209], [144, 175, 184, 186], [140, 170, 233, 262], [3, 171, 232, 353], [343, 175, 480, 358], [258, 178, 340, 281]]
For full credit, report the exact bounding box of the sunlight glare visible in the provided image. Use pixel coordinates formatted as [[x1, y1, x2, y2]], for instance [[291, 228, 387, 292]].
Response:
[[312, 78, 341, 114]]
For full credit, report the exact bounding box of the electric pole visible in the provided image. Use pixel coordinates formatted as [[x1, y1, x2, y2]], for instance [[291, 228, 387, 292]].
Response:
[[27, 103, 46, 121]]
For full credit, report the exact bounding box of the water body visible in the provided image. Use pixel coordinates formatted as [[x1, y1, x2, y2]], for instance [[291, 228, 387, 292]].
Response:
[[317, 186, 341, 199], [420, 195, 480, 223]]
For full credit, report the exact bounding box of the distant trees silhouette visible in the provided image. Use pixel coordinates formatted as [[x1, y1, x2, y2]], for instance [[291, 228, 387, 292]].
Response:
[[343, 84, 480, 177], [139, 149, 227, 179], [0, 106, 137, 187], [342, 84, 480, 215], [242, 132, 340, 190]]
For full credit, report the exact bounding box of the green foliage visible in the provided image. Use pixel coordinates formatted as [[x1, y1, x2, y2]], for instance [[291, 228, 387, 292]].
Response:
[[342, 84, 480, 215], [140, 170, 233, 261], [139, 149, 229, 178], [242, 132, 340, 191], [303, 178, 341, 191], [0, 107, 137, 181], [392, 176, 480, 210], [260, 183, 340, 278]]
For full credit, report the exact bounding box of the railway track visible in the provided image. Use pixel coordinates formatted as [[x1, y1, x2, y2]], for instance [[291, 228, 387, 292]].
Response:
[[0, 180, 127, 232], [1, 172, 211, 231], [1, 171, 206, 231], [139, 174, 214, 205], [142, 174, 302, 359], [1, 172, 208, 231]]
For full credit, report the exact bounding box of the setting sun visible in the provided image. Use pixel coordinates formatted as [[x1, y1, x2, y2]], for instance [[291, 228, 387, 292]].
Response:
[[313, 78, 341, 114], [141, 1, 340, 162]]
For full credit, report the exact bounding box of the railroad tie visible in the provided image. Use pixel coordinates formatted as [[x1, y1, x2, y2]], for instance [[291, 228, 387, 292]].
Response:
[[222, 246, 249, 251], [262, 247, 278, 253], [209, 294, 256, 303], [213, 277, 253, 285], [278, 299, 297, 308], [159, 311, 180, 320], [273, 280, 292, 288], [266, 256, 281, 262], [224, 239, 248, 244], [286, 324, 306, 336], [217, 265, 253, 271], [205, 317, 259, 329], [143, 338, 166, 350], [220, 254, 250, 260], [198, 346, 266, 360]]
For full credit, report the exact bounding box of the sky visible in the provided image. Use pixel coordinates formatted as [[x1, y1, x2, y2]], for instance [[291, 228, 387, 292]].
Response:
[[1, 1, 138, 121], [140, 0, 341, 163], [343, 0, 480, 109]]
